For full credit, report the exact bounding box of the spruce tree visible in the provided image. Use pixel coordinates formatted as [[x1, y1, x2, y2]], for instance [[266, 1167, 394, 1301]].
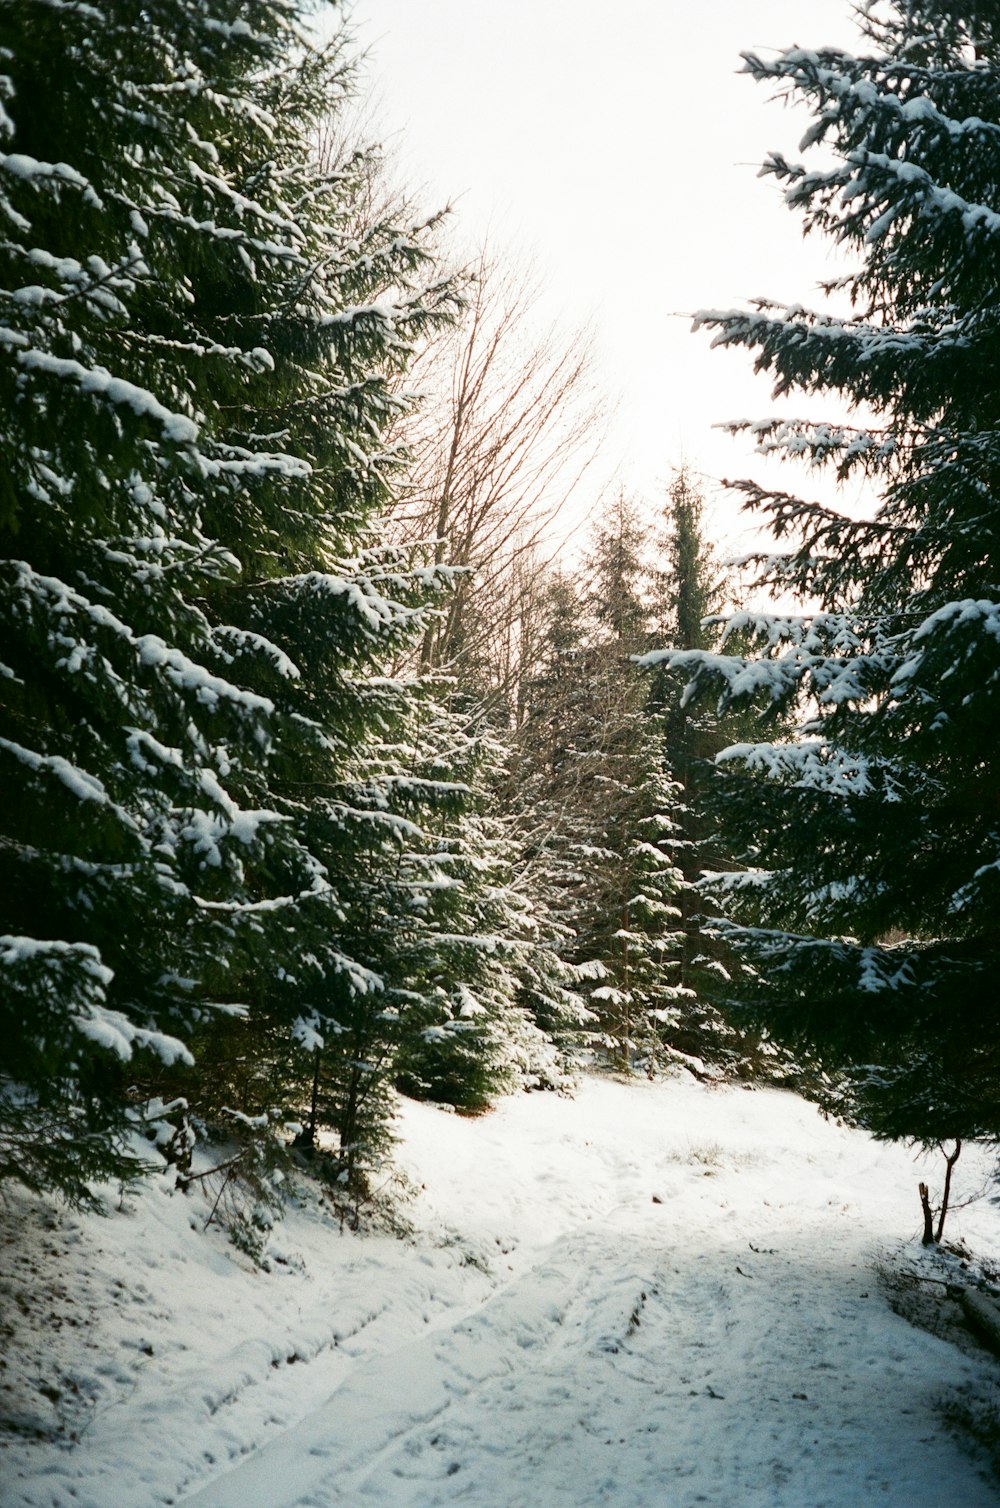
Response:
[[510, 513, 685, 1073], [648, 471, 721, 934], [642, 472, 767, 1075], [666, 0, 1000, 1140], [0, 0, 306, 1199], [578, 497, 685, 1069], [0, 0, 456, 1201], [388, 701, 568, 1109]]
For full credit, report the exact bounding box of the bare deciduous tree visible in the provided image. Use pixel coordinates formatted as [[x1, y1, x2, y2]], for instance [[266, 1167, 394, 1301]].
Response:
[[393, 247, 607, 707]]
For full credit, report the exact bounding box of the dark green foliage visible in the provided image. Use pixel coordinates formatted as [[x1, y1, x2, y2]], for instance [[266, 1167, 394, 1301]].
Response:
[[509, 504, 686, 1072], [667, 1, 1000, 1139], [642, 471, 776, 1076], [0, 0, 478, 1202], [0, 0, 307, 1195], [387, 703, 567, 1110]]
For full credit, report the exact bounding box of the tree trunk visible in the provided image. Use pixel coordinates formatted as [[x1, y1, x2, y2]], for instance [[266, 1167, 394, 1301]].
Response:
[[935, 1140, 962, 1244], [919, 1181, 935, 1245]]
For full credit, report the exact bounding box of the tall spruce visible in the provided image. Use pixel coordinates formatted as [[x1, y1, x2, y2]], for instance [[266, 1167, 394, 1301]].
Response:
[[661, 0, 1000, 1140], [649, 471, 720, 920], [0, 0, 461, 1201], [642, 472, 766, 1074], [510, 506, 685, 1072]]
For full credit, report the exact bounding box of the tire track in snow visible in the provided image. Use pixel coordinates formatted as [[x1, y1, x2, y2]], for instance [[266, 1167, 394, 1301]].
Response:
[[327, 1229, 999, 1508], [15, 1075, 999, 1508], [173, 1232, 663, 1507], [176, 1220, 1000, 1508]]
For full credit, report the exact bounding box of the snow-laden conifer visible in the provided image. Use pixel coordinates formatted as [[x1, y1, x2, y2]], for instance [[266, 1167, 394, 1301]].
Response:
[[510, 505, 686, 1073], [645, 1, 1000, 1140], [0, 0, 457, 1200], [643, 470, 773, 1078]]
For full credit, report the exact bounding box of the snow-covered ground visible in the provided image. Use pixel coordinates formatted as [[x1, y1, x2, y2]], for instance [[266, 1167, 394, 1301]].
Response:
[[4, 1071, 1000, 1507]]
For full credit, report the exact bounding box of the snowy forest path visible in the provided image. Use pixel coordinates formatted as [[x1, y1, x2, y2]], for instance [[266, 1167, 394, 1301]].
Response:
[[8, 1076, 1000, 1507], [172, 1079, 1000, 1508]]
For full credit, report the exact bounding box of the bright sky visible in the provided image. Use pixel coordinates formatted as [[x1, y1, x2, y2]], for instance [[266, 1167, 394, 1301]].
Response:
[[351, 0, 869, 549]]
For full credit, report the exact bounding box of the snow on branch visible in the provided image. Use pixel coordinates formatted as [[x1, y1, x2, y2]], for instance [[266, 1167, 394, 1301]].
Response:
[[0, 150, 102, 207], [14, 349, 199, 444], [73, 1005, 194, 1066], [722, 416, 899, 473], [716, 740, 879, 796]]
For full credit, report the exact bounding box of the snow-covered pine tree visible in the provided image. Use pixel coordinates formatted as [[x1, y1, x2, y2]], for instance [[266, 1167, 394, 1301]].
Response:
[[577, 496, 686, 1070], [387, 700, 571, 1110], [510, 507, 685, 1073], [642, 471, 769, 1076], [647, 471, 720, 944], [656, 0, 1000, 1140], [0, 0, 302, 1199], [505, 571, 602, 955], [281, 678, 567, 1200], [496, 572, 604, 1062], [0, 0, 455, 1201]]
